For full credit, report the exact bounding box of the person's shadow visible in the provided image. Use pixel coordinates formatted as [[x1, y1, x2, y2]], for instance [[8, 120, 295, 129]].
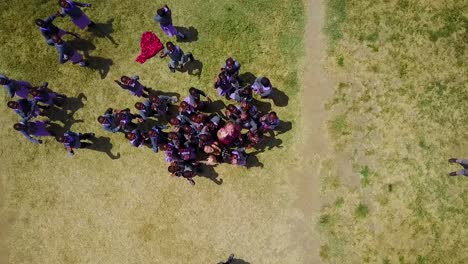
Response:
[[175, 26, 198, 42], [254, 136, 283, 153], [89, 19, 118, 46], [45, 93, 87, 134], [67, 37, 113, 79], [205, 99, 226, 117], [246, 151, 264, 168], [231, 259, 250, 264], [274, 120, 292, 135], [252, 99, 271, 114], [271, 87, 289, 107], [85, 55, 114, 79], [179, 59, 203, 78], [198, 163, 223, 185], [238, 72, 256, 86], [87, 136, 121, 159], [67, 37, 96, 57]]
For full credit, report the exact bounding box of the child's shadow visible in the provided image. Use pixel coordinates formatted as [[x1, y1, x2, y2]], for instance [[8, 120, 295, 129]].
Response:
[[178, 60, 203, 78], [87, 136, 121, 159], [89, 19, 118, 46], [198, 163, 223, 185], [175, 26, 198, 42], [85, 55, 113, 79]]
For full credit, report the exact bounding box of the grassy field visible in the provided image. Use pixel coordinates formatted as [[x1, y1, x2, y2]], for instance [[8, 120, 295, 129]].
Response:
[[0, 0, 308, 263], [320, 0, 468, 263]]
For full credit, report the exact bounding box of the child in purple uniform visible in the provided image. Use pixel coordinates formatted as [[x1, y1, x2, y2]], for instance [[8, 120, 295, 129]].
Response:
[[7, 99, 41, 122], [35, 13, 80, 46], [114, 75, 149, 98], [58, 0, 95, 30], [154, 5, 185, 39], [52, 36, 87, 67], [0, 75, 32, 98], [260, 112, 279, 132], [57, 130, 95, 156], [30, 83, 67, 107], [214, 72, 237, 99], [125, 129, 144, 148], [184, 87, 211, 111], [13, 121, 53, 144]]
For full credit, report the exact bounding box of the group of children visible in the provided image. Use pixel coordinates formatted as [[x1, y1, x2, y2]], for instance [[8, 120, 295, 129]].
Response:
[[98, 66, 280, 185], [36, 0, 97, 67], [2, 2, 282, 186]]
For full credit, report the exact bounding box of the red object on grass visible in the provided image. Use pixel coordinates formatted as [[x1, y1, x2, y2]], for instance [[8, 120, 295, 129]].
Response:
[[136, 32, 164, 64]]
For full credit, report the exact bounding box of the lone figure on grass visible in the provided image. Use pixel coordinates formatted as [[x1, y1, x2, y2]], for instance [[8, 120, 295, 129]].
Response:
[[58, 0, 96, 30], [114, 75, 150, 97], [154, 4, 185, 40], [160, 42, 194, 73], [448, 158, 468, 177], [57, 130, 95, 156]]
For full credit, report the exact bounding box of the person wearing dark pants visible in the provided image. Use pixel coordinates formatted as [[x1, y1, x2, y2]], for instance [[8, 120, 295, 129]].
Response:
[[448, 158, 468, 176], [154, 5, 185, 39], [57, 130, 95, 156], [160, 42, 194, 73]]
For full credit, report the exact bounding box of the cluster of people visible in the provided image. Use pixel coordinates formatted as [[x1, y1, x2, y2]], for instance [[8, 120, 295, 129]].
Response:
[[35, 0, 98, 67], [98, 67, 280, 185], [3, 2, 284, 186], [1, 75, 72, 145]]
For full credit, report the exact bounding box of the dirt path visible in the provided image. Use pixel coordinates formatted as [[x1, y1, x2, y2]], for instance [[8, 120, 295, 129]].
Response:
[[292, 0, 334, 262]]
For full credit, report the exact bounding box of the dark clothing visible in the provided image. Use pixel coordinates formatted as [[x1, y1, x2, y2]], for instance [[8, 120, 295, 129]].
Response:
[[14, 99, 39, 122], [148, 125, 166, 153], [118, 75, 145, 97], [129, 129, 144, 147], [102, 113, 120, 133], [138, 100, 155, 120], [54, 42, 77, 64], [154, 7, 173, 27], [39, 14, 62, 44]]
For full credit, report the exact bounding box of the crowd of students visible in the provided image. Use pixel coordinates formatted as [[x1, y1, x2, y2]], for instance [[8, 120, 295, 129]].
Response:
[[2, 2, 282, 186]]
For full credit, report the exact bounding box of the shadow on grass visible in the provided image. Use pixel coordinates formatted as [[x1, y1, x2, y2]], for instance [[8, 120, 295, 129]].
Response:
[[231, 259, 250, 264], [275, 120, 292, 136], [178, 59, 203, 78], [89, 19, 118, 46], [205, 99, 226, 117], [68, 37, 96, 57], [246, 152, 264, 168], [271, 87, 289, 107], [46, 93, 87, 135], [238, 72, 256, 86], [252, 98, 272, 114], [175, 26, 198, 42], [254, 136, 283, 153], [198, 163, 223, 185], [87, 136, 121, 159], [85, 55, 113, 79], [217, 255, 250, 264]]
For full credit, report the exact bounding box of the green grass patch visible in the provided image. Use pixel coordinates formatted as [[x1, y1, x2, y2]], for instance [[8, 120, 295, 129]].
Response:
[[321, 0, 468, 262], [324, 0, 346, 52], [354, 203, 369, 219]]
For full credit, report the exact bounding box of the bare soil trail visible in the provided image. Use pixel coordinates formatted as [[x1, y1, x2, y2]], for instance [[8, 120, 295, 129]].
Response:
[[292, 0, 334, 262]]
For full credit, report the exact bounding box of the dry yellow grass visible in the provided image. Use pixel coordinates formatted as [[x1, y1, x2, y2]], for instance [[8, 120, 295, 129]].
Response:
[[320, 0, 468, 263], [0, 0, 311, 263]]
